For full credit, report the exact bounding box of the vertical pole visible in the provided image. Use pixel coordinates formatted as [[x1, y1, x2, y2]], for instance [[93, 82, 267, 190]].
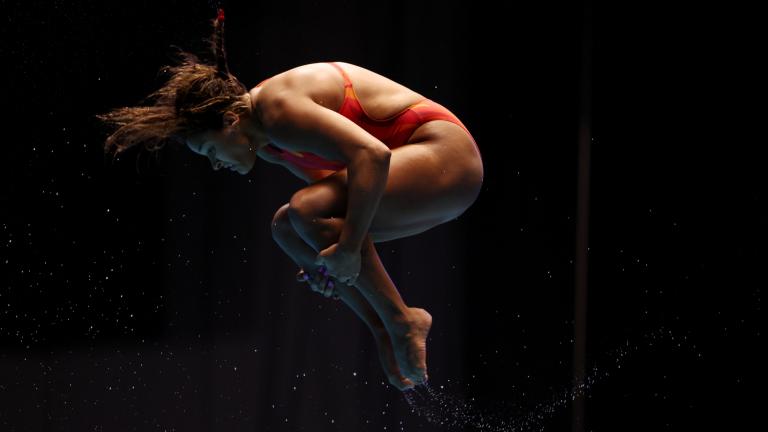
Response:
[[573, 0, 593, 431]]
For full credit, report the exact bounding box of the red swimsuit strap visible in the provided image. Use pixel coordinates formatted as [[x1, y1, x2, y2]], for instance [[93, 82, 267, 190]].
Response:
[[327, 62, 353, 88]]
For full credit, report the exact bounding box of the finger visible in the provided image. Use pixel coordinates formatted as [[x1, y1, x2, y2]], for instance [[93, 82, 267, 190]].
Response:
[[316, 265, 327, 275], [315, 261, 328, 274], [298, 269, 315, 290], [323, 278, 335, 298], [305, 271, 320, 293], [323, 276, 338, 299], [312, 272, 327, 293], [306, 277, 317, 292]]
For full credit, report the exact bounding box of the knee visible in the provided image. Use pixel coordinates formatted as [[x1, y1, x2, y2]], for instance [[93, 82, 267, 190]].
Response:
[[287, 189, 320, 228], [271, 203, 294, 241]]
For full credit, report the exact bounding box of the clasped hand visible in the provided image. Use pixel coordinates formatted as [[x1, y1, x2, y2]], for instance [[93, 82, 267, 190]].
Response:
[[314, 242, 361, 285]]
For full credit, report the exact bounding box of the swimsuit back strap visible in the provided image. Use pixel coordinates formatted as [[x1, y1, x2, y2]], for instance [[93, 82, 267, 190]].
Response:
[[327, 62, 353, 87]]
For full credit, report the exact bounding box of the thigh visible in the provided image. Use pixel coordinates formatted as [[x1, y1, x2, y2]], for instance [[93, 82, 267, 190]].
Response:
[[288, 122, 483, 242]]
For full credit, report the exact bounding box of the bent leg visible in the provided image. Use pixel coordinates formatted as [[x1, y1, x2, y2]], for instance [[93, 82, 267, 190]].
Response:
[[272, 203, 416, 390], [282, 130, 481, 384], [289, 142, 482, 244], [272, 203, 385, 334], [287, 203, 431, 384], [287, 204, 411, 331]]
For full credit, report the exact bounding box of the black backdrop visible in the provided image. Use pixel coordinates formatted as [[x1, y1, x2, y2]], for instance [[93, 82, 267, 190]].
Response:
[[1, 0, 762, 431]]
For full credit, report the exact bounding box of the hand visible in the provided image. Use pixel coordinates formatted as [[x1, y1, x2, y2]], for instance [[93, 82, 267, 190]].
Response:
[[296, 267, 340, 300], [314, 242, 361, 285]]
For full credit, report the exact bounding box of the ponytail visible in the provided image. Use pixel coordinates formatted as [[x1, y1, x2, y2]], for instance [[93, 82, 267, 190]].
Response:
[[212, 8, 230, 80]]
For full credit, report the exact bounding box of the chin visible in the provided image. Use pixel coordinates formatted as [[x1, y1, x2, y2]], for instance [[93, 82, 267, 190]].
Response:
[[243, 160, 256, 174]]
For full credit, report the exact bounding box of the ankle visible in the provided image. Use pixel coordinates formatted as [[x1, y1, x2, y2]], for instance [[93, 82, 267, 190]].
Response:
[[390, 307, 432, 335], [389, 308, 417, 333]]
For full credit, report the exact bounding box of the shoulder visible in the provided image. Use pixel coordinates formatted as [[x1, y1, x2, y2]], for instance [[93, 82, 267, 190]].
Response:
[[258, 62, 338, 96], [256, 62, 346, 124]]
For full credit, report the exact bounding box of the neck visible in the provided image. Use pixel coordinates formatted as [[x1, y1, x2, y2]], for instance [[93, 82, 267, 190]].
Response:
[[244, 88, 270, 151]]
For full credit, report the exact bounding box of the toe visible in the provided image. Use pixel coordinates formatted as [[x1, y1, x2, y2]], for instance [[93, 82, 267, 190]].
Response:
[[408, 369, 428, 385], [402, 377, 416, 390], [389, 374, 415, 391]]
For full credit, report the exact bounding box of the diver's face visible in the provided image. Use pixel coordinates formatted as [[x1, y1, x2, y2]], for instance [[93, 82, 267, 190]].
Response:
[[186, 121, 255, 175]]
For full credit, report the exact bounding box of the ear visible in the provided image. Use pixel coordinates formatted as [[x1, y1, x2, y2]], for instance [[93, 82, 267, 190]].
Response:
[[223, 111, 239, 127]]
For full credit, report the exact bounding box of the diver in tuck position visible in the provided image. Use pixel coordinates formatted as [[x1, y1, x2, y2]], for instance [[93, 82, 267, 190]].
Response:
[[96, 8, 484, 391]]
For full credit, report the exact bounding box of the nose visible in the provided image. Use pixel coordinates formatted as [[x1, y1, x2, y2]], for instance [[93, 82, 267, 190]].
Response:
[[209, 156, 223, 170]]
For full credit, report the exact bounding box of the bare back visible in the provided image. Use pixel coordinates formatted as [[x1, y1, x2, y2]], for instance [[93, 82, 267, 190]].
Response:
[[261, 61, 428, 121]]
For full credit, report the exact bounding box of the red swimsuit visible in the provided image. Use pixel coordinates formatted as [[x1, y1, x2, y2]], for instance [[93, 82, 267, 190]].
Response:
[[260, 62, 479, 171]]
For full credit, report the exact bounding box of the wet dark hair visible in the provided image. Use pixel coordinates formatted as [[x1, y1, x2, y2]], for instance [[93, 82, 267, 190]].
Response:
[[95, 9, 250, 165]]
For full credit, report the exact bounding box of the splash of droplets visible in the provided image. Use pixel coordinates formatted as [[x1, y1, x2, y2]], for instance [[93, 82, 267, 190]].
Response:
[[403, 380, 546, 432], [401, 325, 693, 431], [403, 381, 507, 430]]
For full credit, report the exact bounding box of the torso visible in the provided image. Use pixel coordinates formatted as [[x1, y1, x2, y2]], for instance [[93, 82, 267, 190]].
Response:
[[255, 62, 428, 163], [270, 61, 428, 120], [254, 61, 482, 189]]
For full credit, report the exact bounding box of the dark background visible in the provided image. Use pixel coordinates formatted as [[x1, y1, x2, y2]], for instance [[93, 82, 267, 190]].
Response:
[[1, 0, 762, 431]]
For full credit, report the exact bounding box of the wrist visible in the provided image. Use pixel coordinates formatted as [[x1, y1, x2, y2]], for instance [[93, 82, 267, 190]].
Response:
[[337, 241, 360, 255]]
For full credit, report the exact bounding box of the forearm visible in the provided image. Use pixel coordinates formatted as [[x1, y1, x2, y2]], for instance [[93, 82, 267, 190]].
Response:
[[279, 161, 335, 184], [337, 149, 391, 252]]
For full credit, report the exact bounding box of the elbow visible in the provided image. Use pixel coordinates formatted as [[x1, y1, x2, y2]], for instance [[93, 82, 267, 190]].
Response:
[[373, 147, 391, 163], [351, 146, 390, 166], [349, 147, 390, 171], [369, 148, 391, 169]]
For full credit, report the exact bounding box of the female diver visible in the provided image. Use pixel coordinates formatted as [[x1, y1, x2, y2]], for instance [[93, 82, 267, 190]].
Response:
[[96, 9, 484, 391]]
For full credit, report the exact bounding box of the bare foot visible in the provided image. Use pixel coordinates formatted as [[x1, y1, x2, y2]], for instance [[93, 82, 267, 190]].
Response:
[[390, 307, 432, 385], [372, 329, 416, 391]]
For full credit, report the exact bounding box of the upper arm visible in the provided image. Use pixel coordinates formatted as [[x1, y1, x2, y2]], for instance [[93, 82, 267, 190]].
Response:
[[257, 145, 336, 184], [281, 162, 336, 184], [259, 88, 391, 164]]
